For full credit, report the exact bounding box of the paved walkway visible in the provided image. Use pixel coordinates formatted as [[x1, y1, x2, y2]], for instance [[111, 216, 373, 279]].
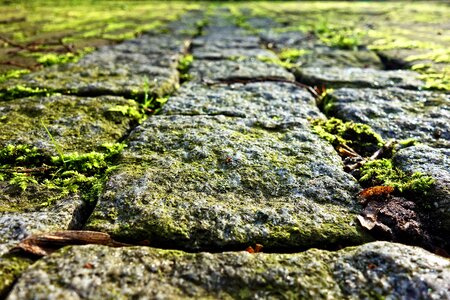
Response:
[[1, 8, 449, 299]]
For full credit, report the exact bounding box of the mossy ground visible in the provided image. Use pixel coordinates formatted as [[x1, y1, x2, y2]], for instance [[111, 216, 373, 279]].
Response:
[[0, 1, 200, 76]]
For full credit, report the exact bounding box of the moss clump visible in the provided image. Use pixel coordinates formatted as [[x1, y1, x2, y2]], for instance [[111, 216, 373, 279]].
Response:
[[359, 159, 434, 195], [0, 254, 34, 298], [35, 49, 92, 67], [0, 69, 30, 84], [177, 54, 194, 82], [311, 117, 384, 156], [0, 85, 52, 101], [0, 142, 125, 201]]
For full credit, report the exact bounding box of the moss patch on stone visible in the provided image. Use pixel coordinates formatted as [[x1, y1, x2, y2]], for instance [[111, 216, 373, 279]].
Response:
[[0, 254, 34, 298], [359, 159, 435, 195], [311, 117, 384, 157]]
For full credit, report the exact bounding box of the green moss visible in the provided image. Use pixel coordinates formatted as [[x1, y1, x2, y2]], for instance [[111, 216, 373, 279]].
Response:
[[310, 117, 384, 157], [278, 48, 309, 62], [0, 85, 53, 101], [35, 47, 94, 67], [312, 19, 364, 50], [359, 159, 435, 195], [0, 142, 126, 205], [0, 69, 30, 84], [177, 54, 194, 82], [256, 55, 293, 69], [0, 254, 34, 298]]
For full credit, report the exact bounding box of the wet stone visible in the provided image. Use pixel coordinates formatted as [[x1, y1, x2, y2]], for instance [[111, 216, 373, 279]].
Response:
[[161, 81, 324, 124], [297, 67, 425, 89], [326, 88, 450, 148], [86, 115, 368, 250], [393, 145, 450, 235], [0, 94, 141, 155], [190, 58, 295, 83], [7, 242, 450, 299]]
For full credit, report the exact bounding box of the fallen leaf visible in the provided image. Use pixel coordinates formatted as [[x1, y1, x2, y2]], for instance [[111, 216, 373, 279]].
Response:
[[13, 230, 129, 257]]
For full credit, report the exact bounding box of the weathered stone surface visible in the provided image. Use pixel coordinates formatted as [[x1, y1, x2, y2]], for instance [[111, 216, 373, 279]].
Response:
[[393, 145, 450, 235], [0, 254, 33, 298], [326, 88, 450, 148], [193, 47, 276, 60], [1, 61, 179, 98], [7, 242, 450, 299], [0, 34, 190, 98], [192, 34, 261, 49], [161, 81, 323, 123], [0, 196, 85, 255], [190, 58, 295, 83], [0, 95, 140, 154], [292, 49, 383, 69], [260, 31, 317, 49], [110, 34, 190, 56], [87, 115, 368, 250], [297, 67, 424, 89]]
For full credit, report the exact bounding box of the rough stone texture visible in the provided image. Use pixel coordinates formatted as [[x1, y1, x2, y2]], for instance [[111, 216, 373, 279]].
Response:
[[1, 60, 179, 98], [297, 67, 425, 89], [0, 196, 85, 255], [0, 254, 33, 298], [0, 34, 190, 98], [86, 115, 368, 250], [0, 94, 140, 155], [190, 58, 295, 83], [292, 49, 383, 69], [161, 81, 323, 123], [326, 88, 450, 148], [7, 242, 450, 299], [393, 145, 450, 235], [193, 47, 277, 60], [192, 34, 261, 49]]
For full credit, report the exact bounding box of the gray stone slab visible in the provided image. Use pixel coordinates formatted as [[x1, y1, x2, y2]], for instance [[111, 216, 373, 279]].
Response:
[[292, 49, 383, 69], [111, 34, 190, 56], [193, 47, 276, 60], [86, 115, 369, 250], [0, 197, 85, 255], [0, 95, 141, 154], [326, 88, 450, 148], [297, 67, 424, 89], [7, 242, 450, 299], [192, 35, 261, 49], [161, 82, 324, 124], [190, 58, 295, 83], [0, 34, 189, 98], [1, 61, 179, 99], [393, 145, 450, 235]]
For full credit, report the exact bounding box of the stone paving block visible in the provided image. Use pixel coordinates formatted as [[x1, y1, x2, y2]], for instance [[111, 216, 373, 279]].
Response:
[[0, 94, 141, 154], [190, 58, 295, 83], [193, 47, 276, 60], [7, 242, 450, 299], [393, 145, 450, 235], [192, 35, 261, 49], [111, 34, 190, 56], [326, 88, 450, 148], [86, 115, 369, 250], [0, 34, 190, 98], [0, 197, 85, 256], [292, 49, 383, 69], [161, 81, 323, 123], [297, 67, 424, 89]]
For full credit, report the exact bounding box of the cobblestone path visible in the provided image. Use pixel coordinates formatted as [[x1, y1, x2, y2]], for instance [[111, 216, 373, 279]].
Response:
[[1, 6, 449, 299]]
